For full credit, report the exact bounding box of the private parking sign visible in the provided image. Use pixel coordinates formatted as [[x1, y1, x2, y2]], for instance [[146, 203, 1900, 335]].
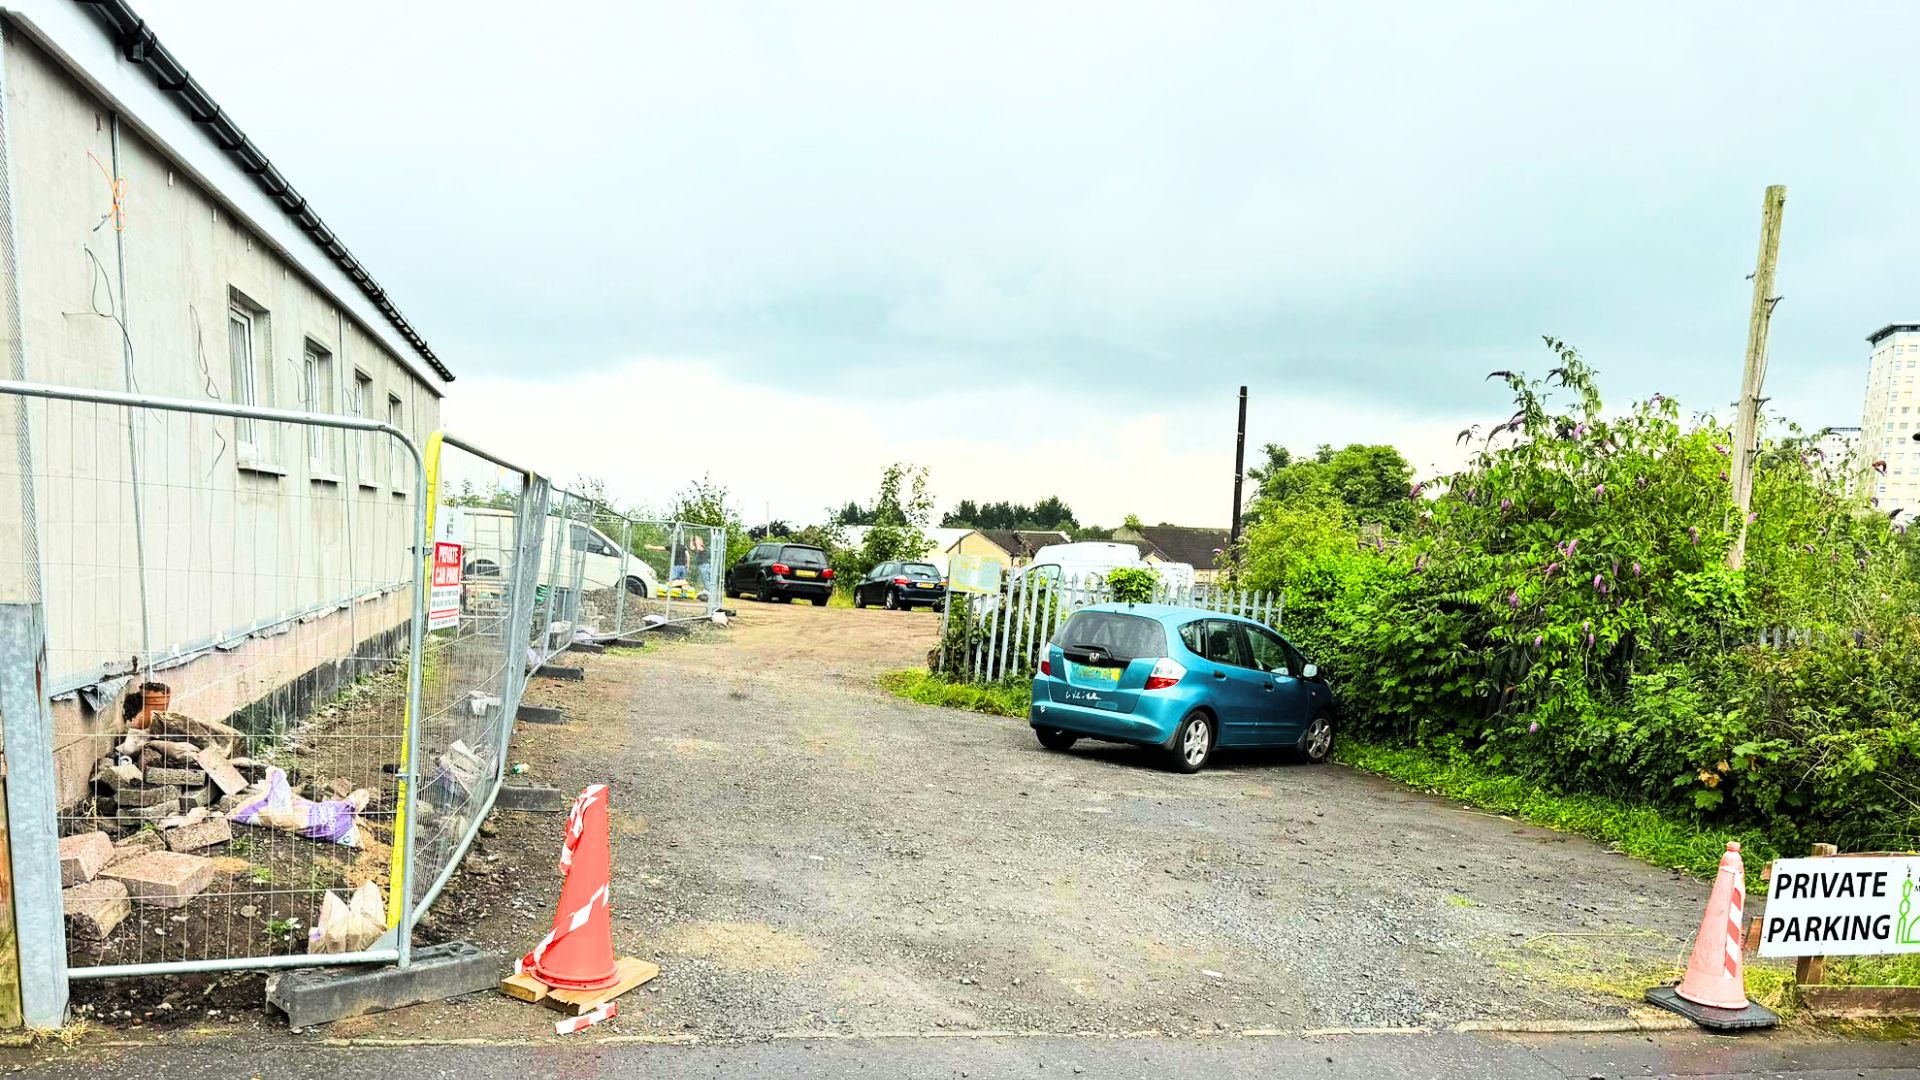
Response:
[[1758, 855, 1920, 957]]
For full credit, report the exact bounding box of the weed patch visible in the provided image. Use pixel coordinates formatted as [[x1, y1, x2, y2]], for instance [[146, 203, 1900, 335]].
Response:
[[878, 669, 1028, 719]]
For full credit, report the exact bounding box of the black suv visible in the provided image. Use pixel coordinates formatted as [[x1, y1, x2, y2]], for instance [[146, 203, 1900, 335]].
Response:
[[726, 543, 834, 605]]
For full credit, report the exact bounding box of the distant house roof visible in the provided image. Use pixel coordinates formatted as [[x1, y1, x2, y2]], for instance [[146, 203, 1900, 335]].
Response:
[[1122, 525, 1230, 568], [924, 527, 977, 552], [831, 526, 976, 558], [977, 529, 1069, 559]]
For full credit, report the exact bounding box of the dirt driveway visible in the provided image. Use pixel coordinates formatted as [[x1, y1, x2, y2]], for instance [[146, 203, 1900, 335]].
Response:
[[323, 597, 1716, 1043]]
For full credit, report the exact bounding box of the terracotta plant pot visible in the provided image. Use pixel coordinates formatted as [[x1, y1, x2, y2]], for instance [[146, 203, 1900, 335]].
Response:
[[133, 681, 170, 730]]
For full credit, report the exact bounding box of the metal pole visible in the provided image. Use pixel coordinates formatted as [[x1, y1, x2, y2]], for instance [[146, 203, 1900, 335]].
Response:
[[0, 604, 68, 1028], [1729, 185, 1786, 571], [613, 507, 630, 638], [1230, 385, 1248, 543]]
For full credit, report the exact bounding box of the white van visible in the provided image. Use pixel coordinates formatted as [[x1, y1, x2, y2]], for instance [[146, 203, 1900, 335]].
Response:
[[1018, 541, 1195, 595], [457, 507, 660, 597]]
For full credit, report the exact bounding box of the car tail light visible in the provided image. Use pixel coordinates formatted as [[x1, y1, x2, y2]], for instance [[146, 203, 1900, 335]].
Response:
[[823, 568, 835, 580], [892, 576, 910, 586], [1040, 658, 1052, 676], [1144, 658, 1185, 691], [771, 562, 791, 576]]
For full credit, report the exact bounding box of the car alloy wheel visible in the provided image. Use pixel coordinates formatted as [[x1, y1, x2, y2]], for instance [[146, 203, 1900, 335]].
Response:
[[1182, 717, 1210, 767], [884, 589, 900, 610], [1303, 715, 1332, 762]]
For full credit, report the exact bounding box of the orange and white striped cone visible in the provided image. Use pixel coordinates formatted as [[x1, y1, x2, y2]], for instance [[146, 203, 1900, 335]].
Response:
[[517, 783, 620, 992], [1645, 841, 1778, 1030]]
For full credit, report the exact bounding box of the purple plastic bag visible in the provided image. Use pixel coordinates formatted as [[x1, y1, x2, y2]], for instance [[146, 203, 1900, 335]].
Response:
[[231, 766, 362, 845]]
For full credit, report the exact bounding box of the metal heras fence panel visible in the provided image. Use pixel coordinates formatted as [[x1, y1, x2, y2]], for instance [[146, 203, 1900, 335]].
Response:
[[605, 519, 725, 628], [402, 433, 545, 926], [941, 571, 1285, 684], [529, 488, 593, 664], [0, 380, 428, 989]]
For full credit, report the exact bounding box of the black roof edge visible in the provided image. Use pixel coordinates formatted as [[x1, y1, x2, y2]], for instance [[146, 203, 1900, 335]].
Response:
[[73, 0, 454, 383]]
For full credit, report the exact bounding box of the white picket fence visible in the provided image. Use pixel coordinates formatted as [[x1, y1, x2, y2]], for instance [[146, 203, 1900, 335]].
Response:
[[940, 573, 1283, 684]]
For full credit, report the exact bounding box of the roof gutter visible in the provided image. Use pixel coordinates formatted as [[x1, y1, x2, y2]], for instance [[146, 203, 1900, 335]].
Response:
[[72, 0, 453, 383]]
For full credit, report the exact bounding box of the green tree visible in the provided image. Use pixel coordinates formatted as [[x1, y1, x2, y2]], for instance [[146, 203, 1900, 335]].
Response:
[[848, 463, 935, 578], [1244, 442, 1413, 528]]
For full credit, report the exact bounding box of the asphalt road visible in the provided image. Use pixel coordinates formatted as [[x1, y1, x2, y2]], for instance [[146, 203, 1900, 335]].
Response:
[[11, 1031, 1919, 1080]]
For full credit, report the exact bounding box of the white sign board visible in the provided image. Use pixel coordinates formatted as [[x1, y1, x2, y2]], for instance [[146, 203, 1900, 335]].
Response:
[[1758, 855, 1920, 957], [428, 541, 463, 631]]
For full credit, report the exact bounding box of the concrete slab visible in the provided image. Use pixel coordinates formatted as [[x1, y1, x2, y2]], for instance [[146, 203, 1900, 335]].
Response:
[[494, 785, 566, 812], [143, 765, 207, 787], [100, 849, 215, 907], [567, 641, 607, 654], [265, 940, 501, 1032], [516, 704, 567, 725], [112, 783, 183, 809], [163, 816, 233, 853], [536, 664, 585, 681], [194, 745, 251, 796], [59, 830, 114, 886]]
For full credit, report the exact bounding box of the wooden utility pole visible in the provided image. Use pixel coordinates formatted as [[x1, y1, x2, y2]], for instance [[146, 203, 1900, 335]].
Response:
[[1728, 185, 1786, 570], [1230, 386, 1249, 542]]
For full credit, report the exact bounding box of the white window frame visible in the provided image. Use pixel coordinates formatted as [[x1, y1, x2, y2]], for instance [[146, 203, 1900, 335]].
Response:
[[387, 392, 406, 491], [349, 370, 376, 488], [304, 341, 338, 478], [227, 297, 273, 466]]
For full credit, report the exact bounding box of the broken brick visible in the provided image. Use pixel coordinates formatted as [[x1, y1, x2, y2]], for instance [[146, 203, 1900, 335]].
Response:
[[59, 831, 114, 886], [63, 879, 131, 941], [100, 850, 215, 907]]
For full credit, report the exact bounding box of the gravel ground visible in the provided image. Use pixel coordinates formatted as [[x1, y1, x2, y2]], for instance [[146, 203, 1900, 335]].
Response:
[[348, 598, 1718, 1044]]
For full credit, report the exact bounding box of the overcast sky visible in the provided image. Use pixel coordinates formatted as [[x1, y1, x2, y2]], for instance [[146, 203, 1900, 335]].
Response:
[[139, 1, 1920, 526]]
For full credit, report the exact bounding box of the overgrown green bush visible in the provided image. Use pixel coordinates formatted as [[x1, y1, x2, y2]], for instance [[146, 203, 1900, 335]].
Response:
[[1105, 566, 1159, 604], [1243, 339, 1920, 855]]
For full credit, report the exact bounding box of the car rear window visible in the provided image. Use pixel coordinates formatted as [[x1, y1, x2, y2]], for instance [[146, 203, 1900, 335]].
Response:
[[1052, 611, 1167, 663], [903, 563, 939, 578], [780, 545, 828, 566]]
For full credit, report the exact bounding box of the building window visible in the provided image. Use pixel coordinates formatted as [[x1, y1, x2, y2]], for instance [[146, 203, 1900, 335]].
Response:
[[304, 341, 337, 475], [227, 294, 272, 464], [387, 392, 406, 490], [349, 370, 375, 487]]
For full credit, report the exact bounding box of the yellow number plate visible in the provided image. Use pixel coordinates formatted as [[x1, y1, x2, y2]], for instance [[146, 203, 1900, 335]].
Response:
[[1075, 663, 1121, 685], [794, 569, 818, 578]]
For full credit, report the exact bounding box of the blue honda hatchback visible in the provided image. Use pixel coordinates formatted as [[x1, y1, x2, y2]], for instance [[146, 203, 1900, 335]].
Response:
[[1029, 603, 1336, 773]]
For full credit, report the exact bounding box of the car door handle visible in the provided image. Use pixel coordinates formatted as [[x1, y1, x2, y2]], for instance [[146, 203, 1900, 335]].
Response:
[[1212, 671, 1228, 680], [1263, 682, 1274, 691]]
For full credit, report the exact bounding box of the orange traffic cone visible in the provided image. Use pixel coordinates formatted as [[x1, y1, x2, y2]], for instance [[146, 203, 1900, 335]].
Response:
[[523, 784, 619, 992], [1645, 841, 1778, 1030]]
